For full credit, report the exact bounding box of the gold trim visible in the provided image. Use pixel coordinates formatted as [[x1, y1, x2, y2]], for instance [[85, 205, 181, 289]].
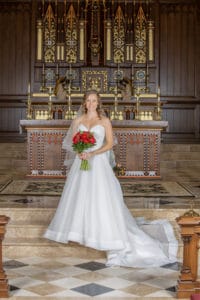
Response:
[[138, 93, 157, 98]]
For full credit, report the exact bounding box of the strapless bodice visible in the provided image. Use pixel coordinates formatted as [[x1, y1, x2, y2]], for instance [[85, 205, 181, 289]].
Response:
[[78, 124, 105, 150]]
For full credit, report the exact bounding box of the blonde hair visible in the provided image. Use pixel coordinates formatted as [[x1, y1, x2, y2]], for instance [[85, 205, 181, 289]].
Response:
[[82, 90, 103, 119]]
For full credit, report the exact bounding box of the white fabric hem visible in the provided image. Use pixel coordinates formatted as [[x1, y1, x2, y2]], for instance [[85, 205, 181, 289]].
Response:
[[44, 230, 126, 251]]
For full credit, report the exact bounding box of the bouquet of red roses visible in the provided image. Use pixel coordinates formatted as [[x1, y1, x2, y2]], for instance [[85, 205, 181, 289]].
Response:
[[72, 130, 96, 170]]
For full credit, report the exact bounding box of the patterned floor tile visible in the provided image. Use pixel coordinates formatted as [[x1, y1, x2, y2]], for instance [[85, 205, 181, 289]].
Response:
[[121, 283, 161, 296], [9, 276, 44, 288], [3, 257, 180, 298], [95, 289, 137, 298], [144, 277, 177, 289], [55, 265, 90, 276], [50, 277, 89, 289], [118, 269, 156, 282], [146, 289, 176, 297], [47, 289, 90, 297], [74, 271, 110, 282], [24, 282, 66, 296], [139, 266, 176, 277], [10, 265, 44, 276], [96, 266, 133, 277], [3, 260, 28, 269], [75, 261, 107, 271], [166, 286, 177, 293], [71, 283, 114, 297], [31, 271, 66, 282], [97, 276, 133, 289], [33, 260, 68, 270], [9, 287, 40, 297]]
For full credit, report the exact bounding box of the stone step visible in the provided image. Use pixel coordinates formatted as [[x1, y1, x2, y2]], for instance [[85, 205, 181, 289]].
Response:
[[1, 207, 190, 224], [3, 236, 184, 261], [1, 208, 55, 223], [2, 207, 184, 260], [3, 238, 105, 259], [5, 222, 181, 249], [6, 224, 46, 239]]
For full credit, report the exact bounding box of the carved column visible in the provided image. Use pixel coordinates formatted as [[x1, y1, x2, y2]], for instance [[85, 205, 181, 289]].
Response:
[[0, 215, 10, 298], [176, 216, 200, 299]]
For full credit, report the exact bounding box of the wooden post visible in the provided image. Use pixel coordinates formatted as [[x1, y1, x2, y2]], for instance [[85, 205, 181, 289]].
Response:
[[176, 215, 200, 298], [0, 215, 10, 298]]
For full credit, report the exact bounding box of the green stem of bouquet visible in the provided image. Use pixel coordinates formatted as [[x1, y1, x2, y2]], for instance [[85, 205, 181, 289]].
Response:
[[80, 159, 90, 171]]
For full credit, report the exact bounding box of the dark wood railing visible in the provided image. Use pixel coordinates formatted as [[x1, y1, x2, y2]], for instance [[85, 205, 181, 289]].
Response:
[[0, 215, 10, 298], [176, 215, 200, 298]]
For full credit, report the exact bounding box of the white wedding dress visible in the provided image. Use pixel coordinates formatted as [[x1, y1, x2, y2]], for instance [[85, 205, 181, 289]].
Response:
[[44, 124, 178, 268]]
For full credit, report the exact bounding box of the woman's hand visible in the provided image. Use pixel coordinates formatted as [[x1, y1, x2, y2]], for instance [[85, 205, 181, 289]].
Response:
[[79, 152, 93, 160]]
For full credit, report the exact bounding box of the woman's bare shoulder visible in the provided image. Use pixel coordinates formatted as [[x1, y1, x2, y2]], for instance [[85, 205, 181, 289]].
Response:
[[74, 115, 84, 124], [101, 116, 112, 129]]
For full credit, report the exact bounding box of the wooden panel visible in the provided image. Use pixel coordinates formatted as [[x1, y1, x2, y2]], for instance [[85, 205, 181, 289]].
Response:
[[0, 106, 26, 131], [176, 216, 200, 298], [0, 216, 10, 298], [0, 2, 31, 96], [162, 107, 195, 133], [160, 3, 196, 97]]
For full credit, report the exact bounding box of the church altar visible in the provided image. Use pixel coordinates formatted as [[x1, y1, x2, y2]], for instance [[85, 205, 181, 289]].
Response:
[[19, 120, 168, 178]]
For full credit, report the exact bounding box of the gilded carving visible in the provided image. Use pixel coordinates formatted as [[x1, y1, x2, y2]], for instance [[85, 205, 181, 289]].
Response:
[[44, 4, 56, 63], [113, 6, 125, 63], [65, 5, 78, 63], [135, 5, 147, 64], [82, 70, 108, 92]]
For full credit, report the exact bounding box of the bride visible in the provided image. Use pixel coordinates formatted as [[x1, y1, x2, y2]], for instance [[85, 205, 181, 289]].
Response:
[[44, 90, 178, 268]]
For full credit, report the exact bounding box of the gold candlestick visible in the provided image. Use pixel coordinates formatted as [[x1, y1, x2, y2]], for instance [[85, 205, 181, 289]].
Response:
[[27, 83, 32, 120], [48, 87, 53, 120], [156, 86, 162, 120], [110, 87, 120, 120], [135, 88, 140, 120], [65, 82, 74, 120]]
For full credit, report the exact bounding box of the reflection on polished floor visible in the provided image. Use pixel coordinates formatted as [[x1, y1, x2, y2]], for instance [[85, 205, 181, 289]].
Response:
[[1, 145, 200, 299]]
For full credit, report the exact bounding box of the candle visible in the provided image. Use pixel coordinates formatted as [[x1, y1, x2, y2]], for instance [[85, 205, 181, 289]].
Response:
[[70, 63, 72, 74], [131, 64, 134, 77], [157, 86, 160, 102], [28, 82, 30, 94], [42, 63, 45, 74]]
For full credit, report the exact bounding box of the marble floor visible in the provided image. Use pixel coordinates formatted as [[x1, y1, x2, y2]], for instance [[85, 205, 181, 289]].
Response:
[[3, 256, 182, 299]]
